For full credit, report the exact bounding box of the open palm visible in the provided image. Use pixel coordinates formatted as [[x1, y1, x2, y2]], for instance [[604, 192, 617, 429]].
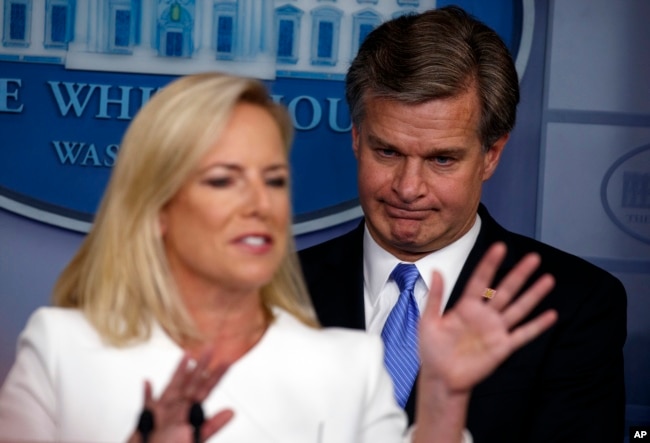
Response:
[[419, 243, 558, 393]]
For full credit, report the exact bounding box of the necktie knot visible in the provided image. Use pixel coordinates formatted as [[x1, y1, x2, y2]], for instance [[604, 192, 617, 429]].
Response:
[[391, 263, 419, 293]]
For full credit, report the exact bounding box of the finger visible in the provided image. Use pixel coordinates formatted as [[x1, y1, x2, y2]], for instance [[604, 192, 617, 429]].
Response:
[[183, 348, 214, 401], [194, 363, 230, 402], [508, 309, 558, 351], [202, 409, 235, 440], [422, 270, 444, 323], [159, 353, 193, 403], [490, 252, 542, 311], [502, 274, 555, 328], [143, 380, 154, 408], [458, 242, 507, 308], [136, 381, 156, 441]]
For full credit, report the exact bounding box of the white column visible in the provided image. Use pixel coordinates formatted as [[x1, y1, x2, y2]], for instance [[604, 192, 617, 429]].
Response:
[[86, 1, 98, 52], [237, 0, 253, 59], [133, 0, 156, 56], [69, 0, 89, 52], [196, 0, 213, 58], [237, 0, 273, 59], [139, 0, 153, 49], [29, 0, 46, 54], [260, 0, 274, 55]]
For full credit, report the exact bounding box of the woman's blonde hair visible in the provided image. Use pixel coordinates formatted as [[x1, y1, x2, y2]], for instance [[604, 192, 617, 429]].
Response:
[[53, 72, 319, 346]]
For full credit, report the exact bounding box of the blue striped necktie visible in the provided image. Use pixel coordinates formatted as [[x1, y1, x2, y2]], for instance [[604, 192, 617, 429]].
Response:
[[381, 263, 421, 408]]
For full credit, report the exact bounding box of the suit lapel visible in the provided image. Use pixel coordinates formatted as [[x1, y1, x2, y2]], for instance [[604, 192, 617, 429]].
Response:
[[445, 204, 507, 312], [447, 204, 549, 316]]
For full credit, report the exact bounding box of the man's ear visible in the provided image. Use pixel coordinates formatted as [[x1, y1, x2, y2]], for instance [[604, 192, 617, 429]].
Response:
[[351, 125, 361, 159], [482, 133, 509, 181]]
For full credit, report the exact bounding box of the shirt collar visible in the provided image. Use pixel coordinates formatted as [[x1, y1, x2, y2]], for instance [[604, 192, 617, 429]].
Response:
[[363, 214, 481, 308]]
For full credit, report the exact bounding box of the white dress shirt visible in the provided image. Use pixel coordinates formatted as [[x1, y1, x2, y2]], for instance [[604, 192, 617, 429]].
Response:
[[363, 215, 481, 334], [362, 217, 480, 443]]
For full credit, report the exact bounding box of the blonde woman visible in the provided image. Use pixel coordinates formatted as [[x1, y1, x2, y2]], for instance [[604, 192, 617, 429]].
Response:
[[0, 73, 556, 443]]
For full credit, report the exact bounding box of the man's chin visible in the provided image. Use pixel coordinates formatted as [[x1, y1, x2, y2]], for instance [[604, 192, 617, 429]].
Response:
[[369, 218, 429, 248], [385, 227, 427, 250], [387, 219, 425, 238]]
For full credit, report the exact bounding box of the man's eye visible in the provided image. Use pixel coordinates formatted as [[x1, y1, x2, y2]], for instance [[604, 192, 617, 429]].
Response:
[[379, 149, 398, 157], [434, 156, 452, 165]]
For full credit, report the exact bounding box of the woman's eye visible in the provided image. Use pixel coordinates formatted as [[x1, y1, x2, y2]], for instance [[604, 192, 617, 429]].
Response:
[[205, 177, 232, 187], [267, 177, 287, 188]]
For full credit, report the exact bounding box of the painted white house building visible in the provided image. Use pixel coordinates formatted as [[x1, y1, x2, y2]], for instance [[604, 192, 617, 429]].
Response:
[[1, 0, 437, 80]]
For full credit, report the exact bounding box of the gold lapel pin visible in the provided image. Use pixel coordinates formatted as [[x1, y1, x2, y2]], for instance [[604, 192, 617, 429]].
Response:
[[482, 288, 497, 299]]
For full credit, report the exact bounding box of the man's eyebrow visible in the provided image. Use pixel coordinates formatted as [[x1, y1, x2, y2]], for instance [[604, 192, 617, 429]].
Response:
[[367, 133, 398, 151], [425, 147, 466, 157], [367, 133, 466, 157]]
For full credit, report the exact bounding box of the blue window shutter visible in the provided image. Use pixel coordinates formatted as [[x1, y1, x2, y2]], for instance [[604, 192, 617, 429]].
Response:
[[51, 5, 68, 43], [359, 23, 373, 45], [278, 19, 294, 57], [115, 10, 131, 47], [10, 4, 27, 40], [217, 16, 233, 52], [317, 21, 333, 58]]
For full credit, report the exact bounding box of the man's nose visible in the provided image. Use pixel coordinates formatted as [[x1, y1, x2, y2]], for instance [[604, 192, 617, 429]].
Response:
[[392, 160, 426, 202]]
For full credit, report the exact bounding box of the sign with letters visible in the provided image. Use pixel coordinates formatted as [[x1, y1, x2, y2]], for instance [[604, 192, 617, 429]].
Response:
[[0, 0, 529, 234], [631, 426, 650, 440], [601, 143, 650, 245]]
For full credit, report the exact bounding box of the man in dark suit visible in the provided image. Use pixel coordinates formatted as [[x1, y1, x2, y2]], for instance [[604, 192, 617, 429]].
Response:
[[299, 7, 626, 443]]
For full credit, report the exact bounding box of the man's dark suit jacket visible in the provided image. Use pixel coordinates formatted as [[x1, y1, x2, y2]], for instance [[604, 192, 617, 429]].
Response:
[[299, 204, 626, 443]]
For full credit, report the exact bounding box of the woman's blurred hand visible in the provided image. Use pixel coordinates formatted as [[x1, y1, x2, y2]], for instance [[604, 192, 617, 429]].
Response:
[[127, 348, 233, 443]]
